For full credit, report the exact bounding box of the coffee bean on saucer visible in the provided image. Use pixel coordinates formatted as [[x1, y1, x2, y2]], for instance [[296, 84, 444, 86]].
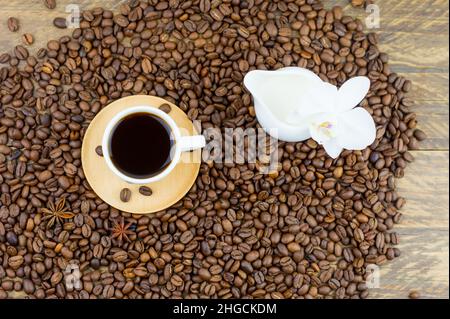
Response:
[[120, 188, 131, 202], [159, 103, 171, 114], [139, 186, 152, 196], [95, 145, 103, 156]]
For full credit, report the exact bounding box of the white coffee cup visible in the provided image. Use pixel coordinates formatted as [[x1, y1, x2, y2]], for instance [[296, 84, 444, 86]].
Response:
[[102, 106, 205, 184]]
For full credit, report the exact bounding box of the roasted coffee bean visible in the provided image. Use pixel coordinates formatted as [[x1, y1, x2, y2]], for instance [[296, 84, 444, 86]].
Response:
[[139, 186, 152, 196], [23, 279, 35, 294], [141, 58, 152, 74], [6, 232, 18, 246], [53, 17, 67, 29], [414, 129, 427, 141], [7, 17, 19, 32], [408, 290, 420, 299], [43, 0, 57, 9], [95, 146, 103, 157], [0, 53, 10, 63], [8, 256, 24, 269], [120, 188, 131, 202], [22, 33, 34, 45], [350, 0, 366, 7], [13, 45, 28, 60], [158, 103, 172, 114]]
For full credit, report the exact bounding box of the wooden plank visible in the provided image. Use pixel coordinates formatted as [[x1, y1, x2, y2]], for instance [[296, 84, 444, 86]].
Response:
[[413, 118, 449, 150], [397, 151, 449, 227], [330, 0, 449, 23], [406, 73, 449, 101], [413, 102, 449, 150], [395, 151, 449, 299], [371, 151, 449, 299], [327, 0, 449, 72], [370, 228, 449, 299], [0, 0, 119, 58], [379, 32, 449, 73]]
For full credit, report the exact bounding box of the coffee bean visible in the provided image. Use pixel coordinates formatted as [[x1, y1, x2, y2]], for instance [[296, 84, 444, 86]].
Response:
[[350, 0, 365, 7], [139, 186, 152, 196], [112, 250, 128, 262], [43, 0, 57, 9], [141, 58, 152, 74], [7, 17, 19, 32], [120, 188, 131, 202], [22, 33, 34, 45], [180, 230, 194, 244], [210, 8, 223, 21], [95, 146, 103, 157], [0, 290, 8, 299], [114, 14, 129, 27], [53, 17, 67, 29], [197, 268, 211, 281], [6, 231, 18, 246], [8, 255, 24, 269], [14, 45, 29, 60], [409, 290, 420, 299], [158, 103, 172, 114], [414, 129, 427, 141], [0, 53, 10, 64], [22, 279, 35, 294], [61, 247, 73, 259]]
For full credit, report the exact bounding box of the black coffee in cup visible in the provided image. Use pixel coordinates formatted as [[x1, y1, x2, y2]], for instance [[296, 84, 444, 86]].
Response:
[[110, 113, 173, 178]]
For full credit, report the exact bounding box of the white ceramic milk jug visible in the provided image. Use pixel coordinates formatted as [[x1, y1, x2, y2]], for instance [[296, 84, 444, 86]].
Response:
[[244, 67, 324, 142]]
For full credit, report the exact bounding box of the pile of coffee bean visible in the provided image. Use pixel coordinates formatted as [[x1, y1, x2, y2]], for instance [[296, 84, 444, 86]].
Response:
[[0, 0, 425, 299]]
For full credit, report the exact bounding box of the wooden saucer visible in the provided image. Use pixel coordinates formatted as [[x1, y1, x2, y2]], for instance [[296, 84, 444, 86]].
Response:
[[81, 95, 201, 214]]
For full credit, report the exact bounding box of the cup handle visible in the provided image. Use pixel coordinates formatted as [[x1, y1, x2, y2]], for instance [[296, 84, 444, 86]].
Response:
[[179, 135, 206, 152]]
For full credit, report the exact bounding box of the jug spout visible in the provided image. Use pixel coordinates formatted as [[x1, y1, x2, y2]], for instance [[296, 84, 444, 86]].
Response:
[[244, 67, 325, 142]]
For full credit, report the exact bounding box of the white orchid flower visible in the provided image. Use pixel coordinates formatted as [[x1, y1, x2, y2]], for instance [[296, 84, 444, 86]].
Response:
[[288, 76, 376, 158]]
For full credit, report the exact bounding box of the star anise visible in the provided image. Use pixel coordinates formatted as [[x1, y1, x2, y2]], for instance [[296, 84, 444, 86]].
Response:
[[110, 217, 134, 244], [41, 198, 75, 228]]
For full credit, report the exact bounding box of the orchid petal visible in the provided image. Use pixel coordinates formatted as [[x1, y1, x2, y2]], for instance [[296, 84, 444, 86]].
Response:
[[336, 107, 376, 150], [285, 79, 337, 124], [307, 112, 339, 144], [307, 112, 343, 158], [309, 81, 338, 114], [323, 139, 343, 159], [336, 76, 370, 112]]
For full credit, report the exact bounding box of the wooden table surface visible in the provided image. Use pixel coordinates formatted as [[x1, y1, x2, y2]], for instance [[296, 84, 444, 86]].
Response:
[[0, 0, 448, 299]]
